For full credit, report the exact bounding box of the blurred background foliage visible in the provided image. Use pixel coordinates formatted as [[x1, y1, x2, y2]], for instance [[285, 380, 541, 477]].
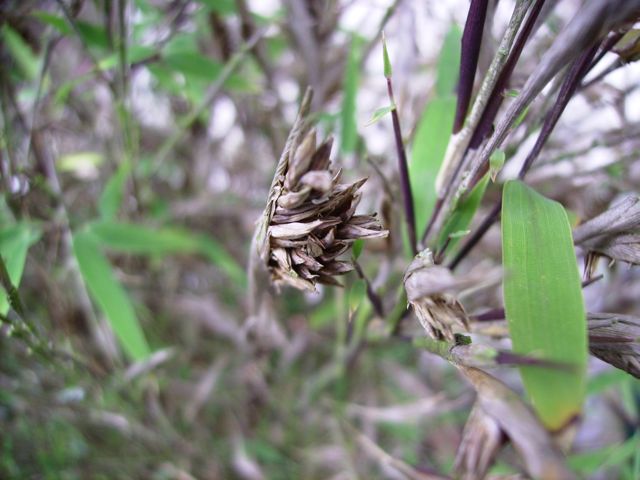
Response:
[[0, 0, 639, 478]]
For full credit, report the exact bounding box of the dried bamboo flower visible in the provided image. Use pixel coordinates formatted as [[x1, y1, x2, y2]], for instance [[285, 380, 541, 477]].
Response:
[[256, 89, 387, 292], [403, 249, 470, 341]]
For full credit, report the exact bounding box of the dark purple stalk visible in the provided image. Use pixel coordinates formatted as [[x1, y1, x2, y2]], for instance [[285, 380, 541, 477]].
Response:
[[469, 0, 546, 149], [453, 0, 490, 133], [353, 260, 385, 318], [387, 77, 418, 255], [449, 42, 601, 270], [421, 0, 545, 246], [472, 275, 603, 322]]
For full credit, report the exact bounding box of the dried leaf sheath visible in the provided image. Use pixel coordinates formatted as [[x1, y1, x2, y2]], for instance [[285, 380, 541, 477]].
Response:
[[255, 88, 388, 292]]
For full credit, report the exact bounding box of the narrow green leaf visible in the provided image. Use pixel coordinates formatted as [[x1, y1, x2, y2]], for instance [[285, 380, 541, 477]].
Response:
[[502, 180, 587, 429], [340, 36, 361, 154], [89, 222, 246, 287], [32, 11, 72, 34], [1, 25, 40, 80], [162, 51, 253, 91], [410, 95, 456, 233], [436, 24, 462, 97], [0, 224, 41, 315], [31, 11, 108, 50], [72, 231, 150, 360], [489, 149, 506, 182], [194, 236, 247, 288], [437, 173, 490, 253], [99, 162, 132, 220], [382, 33, 392, 78], [366, 105, 394, 126]]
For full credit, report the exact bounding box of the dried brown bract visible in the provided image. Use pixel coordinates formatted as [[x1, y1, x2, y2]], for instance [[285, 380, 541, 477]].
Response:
[[403, 249, 470, 341], [256, 90, 387, 292]]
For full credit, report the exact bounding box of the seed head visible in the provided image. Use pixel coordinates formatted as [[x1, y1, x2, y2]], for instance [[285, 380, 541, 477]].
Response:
[[257, 90, 387, 292]]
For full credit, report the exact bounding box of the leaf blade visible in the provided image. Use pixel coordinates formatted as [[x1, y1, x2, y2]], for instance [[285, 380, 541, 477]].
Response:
[[72, 231, 150, 360], [502, 180, 587, 429]]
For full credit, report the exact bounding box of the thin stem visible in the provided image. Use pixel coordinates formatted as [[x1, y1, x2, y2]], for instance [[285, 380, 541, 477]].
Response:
[[352, 260, 385, 318], [386, 77, 417, 255], [449, 42, 601, 269], [153, 27, 265, 175], [424, 0, 533, 245], [453, 0, 490, 133]]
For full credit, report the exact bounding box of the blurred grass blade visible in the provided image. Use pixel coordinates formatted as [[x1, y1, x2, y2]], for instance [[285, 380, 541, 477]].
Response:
[[89, 221, 246, 287], [502, 180, 587, 429], [437, 173, 490, 254], [0, 224, 41, 315], [72, 231, 150, 360], [340, 35, 361, 154], [99, 162, 132, 220], [410, 96, 456, 233], [1, 25, 40, 80]]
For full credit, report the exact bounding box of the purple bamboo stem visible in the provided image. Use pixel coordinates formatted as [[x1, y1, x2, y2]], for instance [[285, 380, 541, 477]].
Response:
[[453, 0, 490, 133]]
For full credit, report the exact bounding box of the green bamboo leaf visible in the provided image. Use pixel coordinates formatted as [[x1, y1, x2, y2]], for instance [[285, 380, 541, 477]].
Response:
[[366, 105, 394, 126], [489, 149, 506, 182], [437, 173, 490, 253], [89, 222, 246, 287], [72, 231, 150, 360], [382, 33, 392, 78], [0, 224, 41, 315], [410, 95, 456, 233], [340, 36, 361, 154], [436, 24, 462, 96], [502, 180, 587, 429]]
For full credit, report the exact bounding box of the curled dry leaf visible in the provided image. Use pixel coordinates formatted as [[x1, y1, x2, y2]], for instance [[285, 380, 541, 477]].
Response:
[[573, 195, 640, 244], [454, 402, 503, 480], [404, 249, 470, 341], [458, 366, 576, 480], [256, 89, 388, 292], [588, 312, 640, 378]]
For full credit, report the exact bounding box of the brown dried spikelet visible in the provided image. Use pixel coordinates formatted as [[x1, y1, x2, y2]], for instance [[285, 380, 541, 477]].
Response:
[[258, 90, 388, 292], [403, 249, 470, 341]]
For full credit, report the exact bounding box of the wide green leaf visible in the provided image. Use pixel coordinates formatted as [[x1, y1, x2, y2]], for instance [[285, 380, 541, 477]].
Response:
[[410, 95, 456, 233], [0, 224, 41, 315], [73, 231, 150, 360], [502, 180, 587, 429], [436, 24, 462, 97]]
